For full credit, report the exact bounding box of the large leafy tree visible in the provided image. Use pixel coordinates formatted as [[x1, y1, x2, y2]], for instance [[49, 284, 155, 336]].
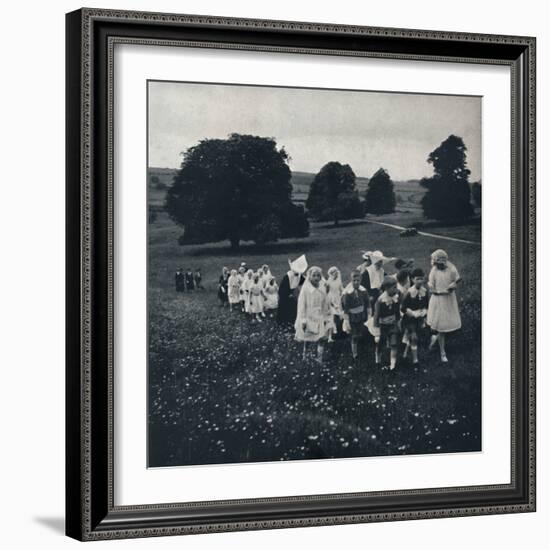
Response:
[[471, 180, 482, 208], [420, 135, 474, 221], [364, 168, 396, 215], [306, 161, 363, 226], [166, 133, 309, 249]]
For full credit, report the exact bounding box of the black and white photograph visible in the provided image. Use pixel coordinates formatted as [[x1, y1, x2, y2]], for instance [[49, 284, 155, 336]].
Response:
[[147, 80, 482, 468]]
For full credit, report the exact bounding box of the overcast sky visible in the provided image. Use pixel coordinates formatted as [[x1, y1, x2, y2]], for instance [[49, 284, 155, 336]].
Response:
[[148, 80, 481, 181]]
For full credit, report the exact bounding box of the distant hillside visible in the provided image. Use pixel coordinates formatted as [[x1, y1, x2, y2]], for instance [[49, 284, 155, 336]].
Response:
[[147, 167, 425, 212]]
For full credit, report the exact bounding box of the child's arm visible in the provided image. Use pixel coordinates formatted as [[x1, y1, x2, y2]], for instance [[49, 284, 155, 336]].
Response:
[[373, 299, 381, 328]]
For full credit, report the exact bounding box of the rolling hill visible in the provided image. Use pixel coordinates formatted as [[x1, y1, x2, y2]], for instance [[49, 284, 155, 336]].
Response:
[[147, 167, 425, 212]]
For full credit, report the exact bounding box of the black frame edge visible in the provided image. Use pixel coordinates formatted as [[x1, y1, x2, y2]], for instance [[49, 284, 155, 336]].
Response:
[[66, 8, 84, 542]]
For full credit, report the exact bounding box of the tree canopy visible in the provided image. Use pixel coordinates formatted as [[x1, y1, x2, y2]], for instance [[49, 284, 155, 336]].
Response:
[[305, 161, 363, 226], [364, 168, 396, 215], [420, 135, 474, 221], [165, 134, 309, 249], [471, 180, 482, 208]]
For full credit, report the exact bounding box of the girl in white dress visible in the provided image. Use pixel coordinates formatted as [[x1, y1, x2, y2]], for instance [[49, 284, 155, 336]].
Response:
[[259, 264, 272, 287], [295, 266, 331, 363], [242, 269, 254, 314], [237, 266, 247, 312], [227, 269, 241, 311], [427, 249, 462, 363], [326, 266, 344, 342], [248, 272, 266, 321], [263, 276, 279, 314]]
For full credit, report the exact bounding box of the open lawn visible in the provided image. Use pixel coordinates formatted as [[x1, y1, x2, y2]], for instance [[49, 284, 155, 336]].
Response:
[[148, 205, 482, 467]]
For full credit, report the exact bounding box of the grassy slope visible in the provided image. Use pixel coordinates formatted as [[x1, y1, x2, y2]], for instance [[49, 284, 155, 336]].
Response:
[[148, 203, 481, 467]]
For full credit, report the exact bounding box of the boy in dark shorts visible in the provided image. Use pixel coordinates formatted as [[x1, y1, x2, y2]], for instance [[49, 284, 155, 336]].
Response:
[[373, 276, 401, 370], [401, 268, 429, 364], [341, 269, 371, 360]]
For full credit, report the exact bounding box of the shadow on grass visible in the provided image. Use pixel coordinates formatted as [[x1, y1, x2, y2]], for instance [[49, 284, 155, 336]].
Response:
[[185, 240, 319, 257]]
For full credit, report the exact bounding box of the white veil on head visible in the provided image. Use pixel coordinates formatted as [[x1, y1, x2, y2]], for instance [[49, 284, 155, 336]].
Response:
[[287, 254, 308, 289]]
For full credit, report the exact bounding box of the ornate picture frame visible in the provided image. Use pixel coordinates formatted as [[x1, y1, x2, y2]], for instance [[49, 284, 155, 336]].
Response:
[[66, 8, 536, 541]]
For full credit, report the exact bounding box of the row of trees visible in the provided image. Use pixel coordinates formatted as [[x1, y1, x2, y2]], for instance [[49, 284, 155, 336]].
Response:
[[165, 133, 478, 249], [305, 163, 396, 226]]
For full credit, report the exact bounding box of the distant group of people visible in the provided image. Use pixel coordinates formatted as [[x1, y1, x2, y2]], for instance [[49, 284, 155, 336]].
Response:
[[175, 267, 204, 292], [187, 247, 462, 370], [217, 264, 279, 321]]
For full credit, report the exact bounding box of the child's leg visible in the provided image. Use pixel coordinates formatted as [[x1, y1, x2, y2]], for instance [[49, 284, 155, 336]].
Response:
[[438, 333, 447, 361], [316, 341, 324, 363], [302, 341, 307, 360], [351, 336, 358, 359], [374, 336, 381, 364], [402, 328, 410, 358], [410, 330, 419, 363], [389, 346, 397, 370], [429, 331, 439, 350]]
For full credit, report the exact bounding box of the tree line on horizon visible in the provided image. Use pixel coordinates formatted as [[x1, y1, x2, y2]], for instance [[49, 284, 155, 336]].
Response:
[[165, 132, 479, 249]]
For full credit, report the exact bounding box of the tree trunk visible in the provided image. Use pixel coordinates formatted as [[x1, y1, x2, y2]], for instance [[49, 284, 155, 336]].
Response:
[[334, 217, 339, 227], [229, 237, 240, 250]]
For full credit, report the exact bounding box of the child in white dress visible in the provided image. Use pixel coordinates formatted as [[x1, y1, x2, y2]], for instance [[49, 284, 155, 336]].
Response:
[[237, 266, 247, 312], [242, 269, 254, 314], [427, 249, 462, 363], [295, 266, 331, 363], [263, 276, 279, 315], [227, 269, 241, 311], [248, 272, 266, 321], [326, 266, 344, 342], [259, 264, 272, 287]]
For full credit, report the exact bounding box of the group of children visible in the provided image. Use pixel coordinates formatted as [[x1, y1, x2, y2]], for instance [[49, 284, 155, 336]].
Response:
[[218, 263, 280, 321], [293, 248, 462, 369], [206, 247, 462, 370], [175, 267, 203, 292]]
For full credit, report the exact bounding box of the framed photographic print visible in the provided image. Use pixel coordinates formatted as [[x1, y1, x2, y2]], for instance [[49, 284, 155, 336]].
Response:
[[66, 8, 536, 541]]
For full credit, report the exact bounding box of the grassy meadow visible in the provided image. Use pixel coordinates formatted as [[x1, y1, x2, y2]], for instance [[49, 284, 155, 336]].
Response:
[[148, 172, 481, 467]]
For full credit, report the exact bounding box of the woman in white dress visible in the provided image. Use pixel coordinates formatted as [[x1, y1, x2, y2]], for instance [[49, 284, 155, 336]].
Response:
[[427, 249, 462, 363], [295, 266, 331, 363]]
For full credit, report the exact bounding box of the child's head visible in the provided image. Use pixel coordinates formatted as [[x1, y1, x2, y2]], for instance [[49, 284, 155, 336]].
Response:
[[196, 267, 201, 272], [350, 269, 361, 289], [230, 269, 237, 277], [395, 258, 414, 271], [253, 272, 260, 283], [410, 268, 425, 288], [308, 266, 323, 287], [238, 266, 245, 275], [268, 277, 275, 286], [328, 266, 339, 280], [431, 249, 448, 270], [382, 275, 398, 296], [396, 269, 410, 286], [262, 264, 269, 273], [246, 269, 253, 278]]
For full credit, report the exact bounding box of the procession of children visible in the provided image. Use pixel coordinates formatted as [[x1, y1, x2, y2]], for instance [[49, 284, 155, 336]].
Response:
[[206, 247, 462, 370]]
